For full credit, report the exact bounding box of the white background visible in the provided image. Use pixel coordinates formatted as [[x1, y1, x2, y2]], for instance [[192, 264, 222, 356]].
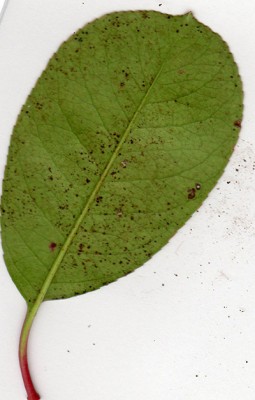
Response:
[[0, 0, 255, 399]]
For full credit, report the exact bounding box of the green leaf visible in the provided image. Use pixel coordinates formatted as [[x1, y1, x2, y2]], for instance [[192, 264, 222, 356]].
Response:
[[0, 10, 242, 399], [1, 10, 242, 304]]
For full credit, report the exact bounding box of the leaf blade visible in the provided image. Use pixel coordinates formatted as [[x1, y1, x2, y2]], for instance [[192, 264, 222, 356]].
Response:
[[1, 11, 243, 303]]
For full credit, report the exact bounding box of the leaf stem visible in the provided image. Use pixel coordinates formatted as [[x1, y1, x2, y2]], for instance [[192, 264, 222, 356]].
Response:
[[19, 306, 40, 400]]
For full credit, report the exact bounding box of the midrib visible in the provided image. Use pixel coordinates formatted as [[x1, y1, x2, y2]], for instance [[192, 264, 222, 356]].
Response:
[[30, 60, 165, 311]]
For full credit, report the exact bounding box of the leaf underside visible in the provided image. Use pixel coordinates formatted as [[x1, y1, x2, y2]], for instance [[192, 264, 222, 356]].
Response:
[[1, 11, 243, 304]]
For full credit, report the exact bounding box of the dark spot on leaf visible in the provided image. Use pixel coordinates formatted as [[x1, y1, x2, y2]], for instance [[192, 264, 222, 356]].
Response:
[[187, 188, 196, 199], [49, 242, 57, 252], [78, 243, 84, 254], [234, 120, 241, 128], [142, 11, 150, 19], [36, 102, 43, 110]]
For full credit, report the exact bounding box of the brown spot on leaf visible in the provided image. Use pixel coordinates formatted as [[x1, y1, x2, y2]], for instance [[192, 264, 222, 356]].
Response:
[[234, 120, 241, 128], [78, 243, 84, 255], [116, 208, 123, 217], [36, 102, 43, 110], [187, 188, 196, 199], [121, 160, 128, 168], [142, 11, 150, 19]]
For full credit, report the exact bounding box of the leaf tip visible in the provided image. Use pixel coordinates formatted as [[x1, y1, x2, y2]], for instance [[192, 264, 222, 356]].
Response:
[[184, 10, 196, 21]]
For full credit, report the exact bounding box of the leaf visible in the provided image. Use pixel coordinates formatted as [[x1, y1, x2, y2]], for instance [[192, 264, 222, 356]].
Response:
[[1, 10, 243, 399]]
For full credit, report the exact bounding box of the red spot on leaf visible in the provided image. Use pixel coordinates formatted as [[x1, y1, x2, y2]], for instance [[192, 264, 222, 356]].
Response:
[[234, 120, 241, 128], [49, 242, 57, 252]]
